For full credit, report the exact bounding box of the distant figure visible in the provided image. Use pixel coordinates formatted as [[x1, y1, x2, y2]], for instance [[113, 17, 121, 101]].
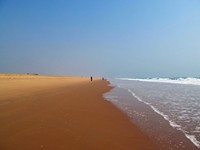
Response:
[[90, 76, 93, 81], [102, 77, 104, 80]]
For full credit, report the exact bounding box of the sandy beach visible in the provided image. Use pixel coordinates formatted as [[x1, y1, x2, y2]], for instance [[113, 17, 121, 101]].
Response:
[[0, 74, 158, 150]]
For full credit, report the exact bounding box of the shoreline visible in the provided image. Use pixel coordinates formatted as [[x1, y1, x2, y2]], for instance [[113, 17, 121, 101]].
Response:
[[104, 85, 199, 150], [0, 74, 158, 150]]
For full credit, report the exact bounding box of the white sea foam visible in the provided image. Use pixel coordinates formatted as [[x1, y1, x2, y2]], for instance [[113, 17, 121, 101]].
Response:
[[185, 134, 200, 148], [126, 88, 200, 148], [127, 89, 181, 128], [117, 77, 200, 86]]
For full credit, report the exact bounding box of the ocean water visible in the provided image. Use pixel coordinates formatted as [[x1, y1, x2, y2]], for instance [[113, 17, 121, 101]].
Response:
[[104, 78, 200, 149]]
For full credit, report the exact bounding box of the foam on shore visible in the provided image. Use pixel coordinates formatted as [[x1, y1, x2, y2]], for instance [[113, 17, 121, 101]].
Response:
[[117, 77, 200, 86], [127, 89, 200, 148]]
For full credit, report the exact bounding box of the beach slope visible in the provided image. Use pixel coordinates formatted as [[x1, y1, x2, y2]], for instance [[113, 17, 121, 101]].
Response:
[[0, 74, 157, 150]]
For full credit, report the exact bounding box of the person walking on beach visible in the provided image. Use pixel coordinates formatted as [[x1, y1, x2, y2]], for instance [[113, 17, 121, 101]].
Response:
[[90, 76, 93, 82]]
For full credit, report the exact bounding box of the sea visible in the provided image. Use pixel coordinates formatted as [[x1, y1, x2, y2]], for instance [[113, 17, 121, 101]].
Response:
[[104, 78, 200, 150]]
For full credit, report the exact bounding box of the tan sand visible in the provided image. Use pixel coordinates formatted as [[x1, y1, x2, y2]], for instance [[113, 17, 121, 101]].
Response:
[[0, 74, 158, 150]]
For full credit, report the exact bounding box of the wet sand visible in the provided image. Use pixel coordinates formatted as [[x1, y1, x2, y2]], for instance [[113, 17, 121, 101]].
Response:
[[104, 87, 199, 150], [0, 74, 158, 150]]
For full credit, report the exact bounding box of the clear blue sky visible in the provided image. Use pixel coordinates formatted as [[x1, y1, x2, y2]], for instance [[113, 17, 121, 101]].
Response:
[[0, 0, 200, 78]]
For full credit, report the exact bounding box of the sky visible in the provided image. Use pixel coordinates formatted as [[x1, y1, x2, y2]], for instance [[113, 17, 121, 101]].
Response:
[[0, 0, 200, 78]]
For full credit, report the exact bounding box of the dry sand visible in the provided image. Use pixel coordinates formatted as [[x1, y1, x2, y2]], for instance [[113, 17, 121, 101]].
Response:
[[0, 74, 158, 150]]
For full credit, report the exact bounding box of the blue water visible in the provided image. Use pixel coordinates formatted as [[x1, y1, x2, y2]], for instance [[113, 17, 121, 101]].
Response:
[[104, 78, 200, 149]]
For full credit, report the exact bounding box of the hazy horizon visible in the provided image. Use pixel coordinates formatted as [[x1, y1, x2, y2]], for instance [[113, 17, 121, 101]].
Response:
[[1, 0, 200, 78]]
